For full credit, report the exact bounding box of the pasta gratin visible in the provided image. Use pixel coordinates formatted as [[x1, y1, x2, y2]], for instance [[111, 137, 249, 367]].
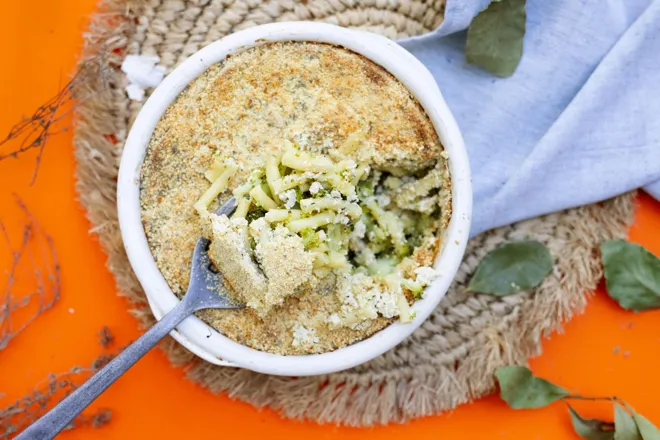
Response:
[[197, 140, 449, 325], [140, 42, 451, 355]]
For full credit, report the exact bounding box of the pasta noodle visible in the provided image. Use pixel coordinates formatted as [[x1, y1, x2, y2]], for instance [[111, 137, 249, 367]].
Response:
[[232, 197, 251, 219], [265, 152, 283, 198], [288, 212, 335, 233], [194, 160, 238, 212], [249, 185, 279, 210], [282, 141, 335, 173], [197, 137, 447, 328], [264, 209, 291, 223]]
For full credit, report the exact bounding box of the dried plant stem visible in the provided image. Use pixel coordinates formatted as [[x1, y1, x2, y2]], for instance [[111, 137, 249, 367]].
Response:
[[0, 200, 117, 436], [0, 196, 61, 351], [0, 329, 117, 438], [565, 395, 622, 402], [0, 365, 113, 438], [0, 54, 111, 185]]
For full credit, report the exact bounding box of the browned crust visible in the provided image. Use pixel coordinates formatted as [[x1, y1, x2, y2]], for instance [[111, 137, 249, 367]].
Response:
[[140, 42, 450, 355]]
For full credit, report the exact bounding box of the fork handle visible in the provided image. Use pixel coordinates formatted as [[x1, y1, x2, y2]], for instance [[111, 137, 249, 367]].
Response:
[[17, 301, 193, 440]]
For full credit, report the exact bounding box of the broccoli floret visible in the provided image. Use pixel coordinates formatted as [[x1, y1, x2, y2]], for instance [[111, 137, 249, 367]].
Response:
[[367, 256, 399, 276], [295, 187, 305, 203], [400, 211, 420, 234], [246, 206, 267, 223], [299, 228, 325, 249], [396, 242, 411, 258], [327, 224, 349, 252], [401, 278, 424, 298], [368, 225, 387, 243], [359, 212, 375, 229], [357, 180, 375, 198]]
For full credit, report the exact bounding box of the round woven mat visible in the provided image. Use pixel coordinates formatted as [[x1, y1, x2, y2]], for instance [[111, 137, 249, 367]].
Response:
[[73, 0, 636, 426]]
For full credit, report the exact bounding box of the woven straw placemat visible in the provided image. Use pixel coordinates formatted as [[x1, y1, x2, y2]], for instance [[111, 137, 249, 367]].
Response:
[[73, 0, 636, 426]]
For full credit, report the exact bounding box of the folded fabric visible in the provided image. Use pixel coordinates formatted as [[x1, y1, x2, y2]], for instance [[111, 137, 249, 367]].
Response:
[[399, 0, 660, 237]]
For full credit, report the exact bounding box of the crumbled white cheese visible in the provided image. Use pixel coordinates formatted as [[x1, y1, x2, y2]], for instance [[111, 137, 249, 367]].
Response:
[[335, 272, 403, 325], [211, 214, 248, 233], [372, 194, 391, 206], [292, 324, 319, 349], [330, 190, 342, 199], [327, 313, 340, 326], [383, 176, 402, 190], [348, 235, 376, 267], [348, 221, 373, 266], [415, 195, 439, 215], [347, 193, 359, 203], [414, 266, 439, 286], [335, 214, 350, 225], [362, 248, 377, 266], [351, 221, 366, 239], [224, 157, 237, 168], [293, 132, 310, 149], [375, 289, 399, 318], [309, 181, 323, 195], [248, 217, 268, 240], [337, 273, 359, 308], [279, 189, 297, 209], [121, 55, 166, 101], [212, 216, 229, 234], [355, 287, 380, 320]]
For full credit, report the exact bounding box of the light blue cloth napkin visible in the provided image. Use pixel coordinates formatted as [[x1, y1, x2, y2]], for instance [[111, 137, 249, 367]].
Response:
[[398, 0, 660, 237]]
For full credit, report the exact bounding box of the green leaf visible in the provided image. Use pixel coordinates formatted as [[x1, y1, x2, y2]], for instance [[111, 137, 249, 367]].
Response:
[[495, 366, 568, 409], [569, 405, 615, 440], [614, 403, 642, 440], [632, 412, 660, 440], [467, 241, 553, 295], [601, 240, 660, 311], [465, 0, 527, 77]]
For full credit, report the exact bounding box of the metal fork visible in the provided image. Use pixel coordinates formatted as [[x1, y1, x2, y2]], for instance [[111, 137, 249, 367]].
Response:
[[18, 197, 241, 440]]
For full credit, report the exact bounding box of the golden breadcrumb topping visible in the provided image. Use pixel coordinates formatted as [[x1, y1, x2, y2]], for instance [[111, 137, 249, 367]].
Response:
[[140, 42, 451, 355]]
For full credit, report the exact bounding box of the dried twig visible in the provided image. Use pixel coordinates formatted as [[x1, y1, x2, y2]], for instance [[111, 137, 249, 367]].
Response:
[[0, 363, 113, 438], [0, 53, 111, 185], [0, 196, 61, 351], [66, 408, 112, 430], [98, 326, 114, 348], [0, 329, 117, 438]]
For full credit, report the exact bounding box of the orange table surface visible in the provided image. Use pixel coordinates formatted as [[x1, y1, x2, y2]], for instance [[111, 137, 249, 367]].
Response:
[[2, 1, 660, 439]]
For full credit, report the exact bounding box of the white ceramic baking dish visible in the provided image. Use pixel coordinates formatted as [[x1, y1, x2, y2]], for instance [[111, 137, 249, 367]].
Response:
[[117, 21, 472, 376]]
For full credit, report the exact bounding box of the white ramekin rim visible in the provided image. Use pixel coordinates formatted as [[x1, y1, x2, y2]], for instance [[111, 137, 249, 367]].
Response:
[[117, 21, 472, 376]]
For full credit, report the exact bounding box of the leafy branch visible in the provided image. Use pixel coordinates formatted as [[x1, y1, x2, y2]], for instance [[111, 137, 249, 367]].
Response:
[[472, 237, 660, 437], [496, 366, 660, 439], [466, 238, 660, 313]]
